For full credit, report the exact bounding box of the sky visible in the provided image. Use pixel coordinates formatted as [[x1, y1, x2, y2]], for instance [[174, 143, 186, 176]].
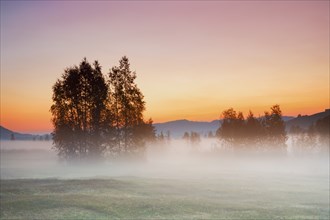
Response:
[[0, 1, 329, 133]]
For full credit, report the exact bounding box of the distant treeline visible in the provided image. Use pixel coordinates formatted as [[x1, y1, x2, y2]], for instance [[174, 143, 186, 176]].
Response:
[[8, 133, 51, 141], [289, 115, 329, 152], [217, 105, 287, 151], [181, 106, 329, 153]]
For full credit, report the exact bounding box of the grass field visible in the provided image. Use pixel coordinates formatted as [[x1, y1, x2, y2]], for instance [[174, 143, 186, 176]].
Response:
[[1, 173, 329, 220], [1, 141, 329, 219]]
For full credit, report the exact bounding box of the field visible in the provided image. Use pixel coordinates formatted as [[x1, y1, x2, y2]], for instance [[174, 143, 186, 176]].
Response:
[[0, 141, 329, 219], [1, 171, 329, 219]]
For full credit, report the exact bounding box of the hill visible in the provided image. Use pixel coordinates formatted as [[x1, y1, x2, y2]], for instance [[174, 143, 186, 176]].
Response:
[[154, 119, 220, 139], [154, 116, 294, 139], [153, 112, 324, 139], [285, 109, 330, 131], [0, 126, 50, 141], [0, 126, 36, 140]]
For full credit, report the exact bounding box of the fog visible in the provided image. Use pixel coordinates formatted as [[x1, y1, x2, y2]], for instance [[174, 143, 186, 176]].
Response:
[[1, 139, 328, 219], [1, 139, 328, 180]]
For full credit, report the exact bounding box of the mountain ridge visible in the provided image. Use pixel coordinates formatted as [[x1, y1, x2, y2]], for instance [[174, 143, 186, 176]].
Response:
[[0, 126, 37, 140], [0, 126, 50, 141], [285, 109, 330, 130]]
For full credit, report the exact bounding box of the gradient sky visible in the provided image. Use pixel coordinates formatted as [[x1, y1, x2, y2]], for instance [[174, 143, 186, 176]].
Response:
[[1, 1, 329, 133]]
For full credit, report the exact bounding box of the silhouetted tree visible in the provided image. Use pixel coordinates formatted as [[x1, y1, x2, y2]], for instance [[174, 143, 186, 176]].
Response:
[[131, 118, 156, 153], [10, 133, 15, 141], [314, 115, 330, 138], [291, 131, 317, 153], [108, 56, 155, 155], [166, 130, 171, 142], [190, 131, 201, 146], [287, 119, 313, 153], [262, 105, 287, 149], [183, 132, 190, 141], [207, 131, 214, 138], [289, 125, 304, 134], [245, 110, 263, 148], [157, 131, 165, 143], [216, 108, 243, 147], [51, 58, 109, 160], [308, 115, 330, 150], [183, 131, 201, 147], [217, 105, 287, 151], [45, 134, 50, 141]]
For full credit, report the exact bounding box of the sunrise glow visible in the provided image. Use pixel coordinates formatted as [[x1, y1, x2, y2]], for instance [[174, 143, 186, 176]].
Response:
[[1, 1, 329, 133]]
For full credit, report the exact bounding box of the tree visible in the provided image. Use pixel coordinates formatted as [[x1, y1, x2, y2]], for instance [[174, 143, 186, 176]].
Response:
[[207, 131, 214, 138], [157, 131, 165, 143], [216, 105, 287, 151], [51, 58, 109, 160], [216, 108, 237, 145], [216, 108, 245, 147], [245, 110, 263, 148], [289, 125, 304, 134], [131, 118, 156, 153], [183, 131, 201, 147], [45, 134, 50, 141], [183, 132, 190, 141], [108, 56, 154, 155], [310, 115, 330, 149], [262, 105, 287, 149], [166, 130, 171, 143], [314, 115, 330, 137], [10, 133, 15, 141], [190, 131, 201, 146]]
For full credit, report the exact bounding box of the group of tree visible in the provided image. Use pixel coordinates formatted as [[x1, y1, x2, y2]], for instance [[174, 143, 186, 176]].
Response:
[[32, 134, 51, 141], [216, 105, 287, 151], [157, 130, 171, 145], [10, 134, 50, 141], [289, 115, 329, 152], [51, 57, 156, 160], [207, 131, 215, 138], [182, 131, 201, 146]]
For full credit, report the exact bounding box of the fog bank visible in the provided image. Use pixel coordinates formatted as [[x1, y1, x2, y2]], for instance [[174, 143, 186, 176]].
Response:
[[0, 140, 328, 180]]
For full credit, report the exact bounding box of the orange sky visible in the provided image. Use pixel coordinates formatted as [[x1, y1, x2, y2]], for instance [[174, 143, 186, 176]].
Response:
[[1, 1, 329, 133]]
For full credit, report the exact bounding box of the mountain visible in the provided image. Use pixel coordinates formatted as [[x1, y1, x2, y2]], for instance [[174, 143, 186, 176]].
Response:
[[153, 112, 318, 139], [285, 109, 330, 131], [0, 126, 51, 141], [282, 116, 295, 121], [154, 119, 220, 139], [0, 126, 37, 140]]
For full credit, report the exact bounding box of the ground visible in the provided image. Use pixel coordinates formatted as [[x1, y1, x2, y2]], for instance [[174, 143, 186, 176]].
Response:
[[1, 173, 329, 219], [1, 141, 329, 219]]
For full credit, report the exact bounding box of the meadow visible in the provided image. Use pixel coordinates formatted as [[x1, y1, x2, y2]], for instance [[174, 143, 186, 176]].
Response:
[[0, 141, 329, 219]]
